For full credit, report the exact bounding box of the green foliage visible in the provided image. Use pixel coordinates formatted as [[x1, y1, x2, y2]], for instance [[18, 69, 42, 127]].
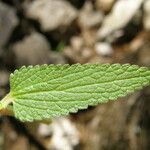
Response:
[[1, 64, 150, 122]]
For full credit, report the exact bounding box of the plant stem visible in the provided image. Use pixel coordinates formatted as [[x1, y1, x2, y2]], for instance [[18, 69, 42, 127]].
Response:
[[0, 93, 14, 116]]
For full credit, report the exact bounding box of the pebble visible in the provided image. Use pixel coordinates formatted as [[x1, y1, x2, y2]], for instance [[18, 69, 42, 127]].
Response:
[[38, 118, 79, 150], [96, 0, 115, 12], [0, 2, 18, 47], [95, 42, 113, 56], [97, 0, 144, 41], [143, 0, 150, 30], [0, 71, 9, 87], [25, 0, 77, 31], [78, 1, 103, 28], [12, 32, 51, 66]]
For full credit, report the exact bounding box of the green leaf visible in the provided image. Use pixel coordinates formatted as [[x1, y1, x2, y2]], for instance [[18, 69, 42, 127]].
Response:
[[9, 64, 150, 121]]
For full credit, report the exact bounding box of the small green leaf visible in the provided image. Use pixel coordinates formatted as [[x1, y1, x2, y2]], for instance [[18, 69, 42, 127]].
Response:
[[9, 64, 150, 121]]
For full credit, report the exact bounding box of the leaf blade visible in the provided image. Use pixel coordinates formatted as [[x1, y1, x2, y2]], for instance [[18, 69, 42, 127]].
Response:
[[10, 64, 150, 121]]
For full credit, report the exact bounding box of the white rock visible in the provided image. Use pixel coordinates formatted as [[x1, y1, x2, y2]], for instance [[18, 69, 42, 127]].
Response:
[[50, 118, 79, 150], [78, 1, 103, 28], [97, 0, 144, 40], [95, 42, 113, 56], [0, 2, 18, 47], [38, 124, 52, 137], [143, 0, 150, 30], [25, 0, 77, 31]]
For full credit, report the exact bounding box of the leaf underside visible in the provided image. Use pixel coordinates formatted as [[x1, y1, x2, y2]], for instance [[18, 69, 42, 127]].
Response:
[[9, 64, 150, 121]]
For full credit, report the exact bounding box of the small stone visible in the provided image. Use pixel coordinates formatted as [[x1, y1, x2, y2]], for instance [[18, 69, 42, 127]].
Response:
[[25, 0, 77, 31], [95, 42, 113, 56], [12, 32, 51, 66], [78, 1, 103, 28], [70, 36, 84, 52], [0, 71, 9, 86], [97, 0, 144, 41], [96, 0, 115, 12], [51, 118, 79, 150], [143, 0, 150, 30], [38, 124, 52, 137], [81, 47, 93, 59], [0, 2, 18, 47]]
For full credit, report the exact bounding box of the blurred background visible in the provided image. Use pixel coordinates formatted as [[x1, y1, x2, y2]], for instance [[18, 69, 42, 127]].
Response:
[[0, 0, 150, 150]]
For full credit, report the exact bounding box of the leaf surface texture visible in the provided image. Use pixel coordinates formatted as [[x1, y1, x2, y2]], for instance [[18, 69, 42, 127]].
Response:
[[10, 64, 150, 121]]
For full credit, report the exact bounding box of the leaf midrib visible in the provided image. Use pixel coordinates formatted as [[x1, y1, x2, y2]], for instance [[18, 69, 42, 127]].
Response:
[[12, 74, 149, 97]]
